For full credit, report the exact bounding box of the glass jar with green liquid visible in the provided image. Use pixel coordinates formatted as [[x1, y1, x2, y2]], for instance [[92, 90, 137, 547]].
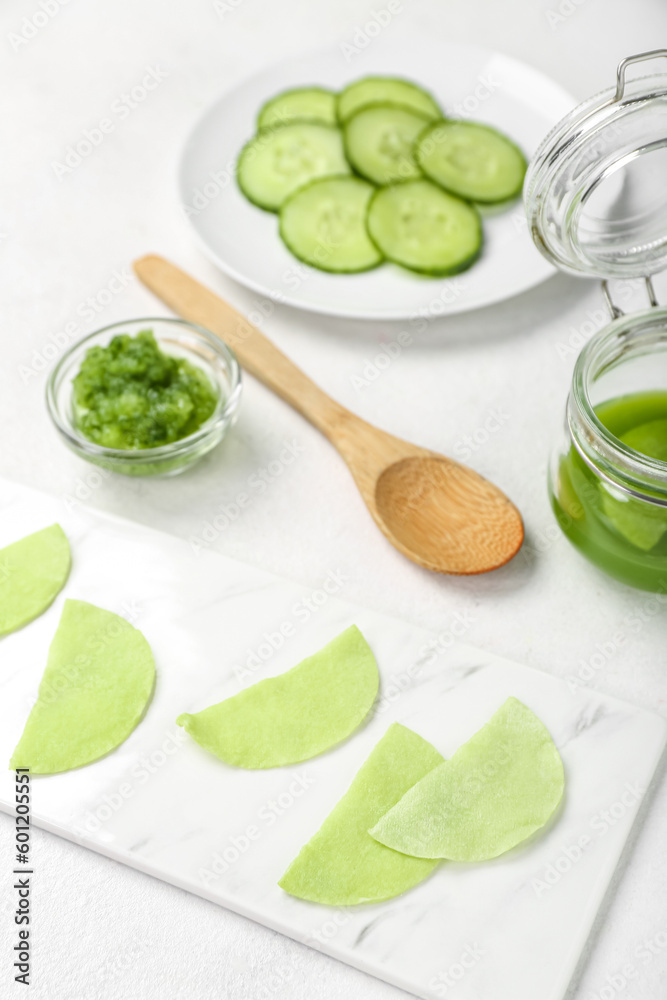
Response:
[[550, 312, 667, 590], [526, 51, 667, 591]]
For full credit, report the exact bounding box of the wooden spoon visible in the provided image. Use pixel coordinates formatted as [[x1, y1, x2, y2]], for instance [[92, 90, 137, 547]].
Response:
[[133, 255, 524, 575]]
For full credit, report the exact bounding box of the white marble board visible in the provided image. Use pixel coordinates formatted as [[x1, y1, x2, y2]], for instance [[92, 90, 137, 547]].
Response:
[[0, 476, 664, 1000]]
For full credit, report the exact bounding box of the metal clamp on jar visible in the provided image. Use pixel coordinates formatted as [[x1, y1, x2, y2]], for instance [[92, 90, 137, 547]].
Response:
[[525, 51, 667, 591]]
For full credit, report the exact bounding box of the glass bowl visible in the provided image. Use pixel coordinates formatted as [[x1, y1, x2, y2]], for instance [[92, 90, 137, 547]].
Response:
[[46, 317, 242, 477]]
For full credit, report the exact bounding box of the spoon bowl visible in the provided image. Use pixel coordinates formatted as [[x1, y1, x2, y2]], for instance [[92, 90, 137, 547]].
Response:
[[373, 456, 524, 574], [134, 255, 524, 575]]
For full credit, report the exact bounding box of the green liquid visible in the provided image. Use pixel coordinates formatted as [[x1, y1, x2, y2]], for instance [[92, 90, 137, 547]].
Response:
[[550, 391, 667, 591], [73, 330, 219, 451]]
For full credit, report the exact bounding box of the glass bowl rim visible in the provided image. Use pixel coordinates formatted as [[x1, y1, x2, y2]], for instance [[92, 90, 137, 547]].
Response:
[[45, 316, 243, 461]]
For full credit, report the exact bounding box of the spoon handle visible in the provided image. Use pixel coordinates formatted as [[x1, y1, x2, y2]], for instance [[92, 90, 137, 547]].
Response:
[[133, 255, 349, 440]]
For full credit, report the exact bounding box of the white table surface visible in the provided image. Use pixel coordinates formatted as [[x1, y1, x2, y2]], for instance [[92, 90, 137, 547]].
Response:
[[1, 1, 666, 998]]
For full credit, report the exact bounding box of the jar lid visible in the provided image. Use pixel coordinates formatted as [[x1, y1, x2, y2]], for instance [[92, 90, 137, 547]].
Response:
[[525, 51, 667, 280]]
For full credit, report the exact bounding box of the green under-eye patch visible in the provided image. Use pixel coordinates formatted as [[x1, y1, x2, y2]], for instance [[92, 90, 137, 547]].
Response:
[[10, 599, 155, 774], [177, 625, 378, 768], [0, 524, 71, 637], [279, 723, 443, 904], [370, 697, 564, 861]]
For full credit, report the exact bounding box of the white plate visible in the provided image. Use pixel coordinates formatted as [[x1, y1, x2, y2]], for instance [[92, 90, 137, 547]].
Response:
[[178, 38, 576, 320]]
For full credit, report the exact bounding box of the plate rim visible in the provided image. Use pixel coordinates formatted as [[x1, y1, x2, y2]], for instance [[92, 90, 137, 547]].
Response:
[[177, 40, 576, 321]]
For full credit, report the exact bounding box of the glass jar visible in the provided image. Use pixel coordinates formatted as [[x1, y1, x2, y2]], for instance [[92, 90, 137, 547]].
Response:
[[549, 305, 667, 590], [525, 50, 667, 591]]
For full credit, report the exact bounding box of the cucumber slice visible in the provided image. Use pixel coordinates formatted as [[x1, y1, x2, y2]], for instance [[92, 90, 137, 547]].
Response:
[[237, 122, 350, 212], [280, 176, 383, 273], [343, 103, 429, 186], [366, 179, 482, 276], [416, 120, 527, 204], [337, 76, 441, 124], [600, 420, 667, 550], [257, 86, 337, 129]]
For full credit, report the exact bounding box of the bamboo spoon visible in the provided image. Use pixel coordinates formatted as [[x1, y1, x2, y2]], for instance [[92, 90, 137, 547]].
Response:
[[134, 255, 524, 574]]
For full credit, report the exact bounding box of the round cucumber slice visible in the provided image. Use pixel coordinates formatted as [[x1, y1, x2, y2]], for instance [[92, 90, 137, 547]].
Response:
[[621, 419, 667, 462], [257, 86, 337, 129], [600, 420, 667, 550], [337, 76, 441, 124], [416, 120, 527, 204], [343, 103, 430, 186], [366, 179, 482, 276], [237, 122, 350, 212], [280, 176, 383, 273]]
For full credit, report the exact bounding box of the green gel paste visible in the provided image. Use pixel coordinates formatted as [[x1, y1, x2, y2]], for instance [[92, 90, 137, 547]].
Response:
[[73, 330, 218, 450]]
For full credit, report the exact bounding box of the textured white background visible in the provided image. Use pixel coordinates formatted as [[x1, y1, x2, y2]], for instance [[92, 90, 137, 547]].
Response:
[[1, 1, 666, 998]]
